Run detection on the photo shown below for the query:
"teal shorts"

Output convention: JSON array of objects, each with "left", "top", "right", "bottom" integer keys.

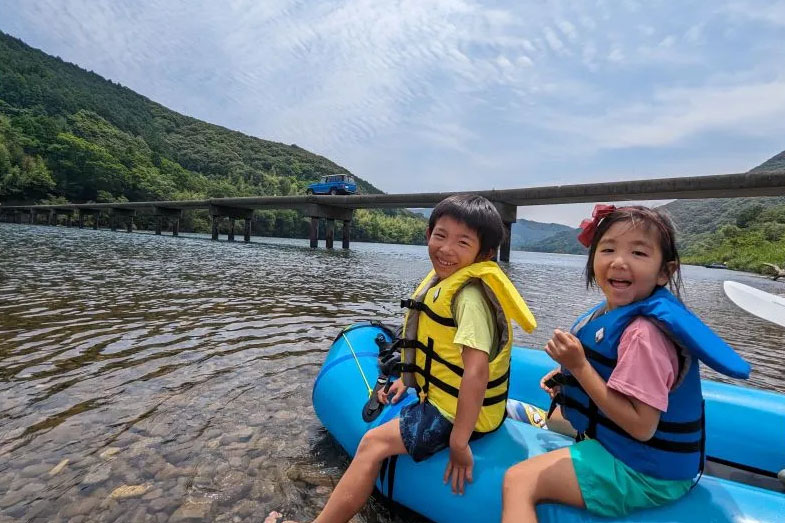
[{"left": 570, "top": 439, "right": 693, "bottom": 518}]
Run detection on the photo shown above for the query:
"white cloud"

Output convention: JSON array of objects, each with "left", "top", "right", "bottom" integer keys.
[{"left": 1, "top": 0, "right": 784, "bottom": 220}]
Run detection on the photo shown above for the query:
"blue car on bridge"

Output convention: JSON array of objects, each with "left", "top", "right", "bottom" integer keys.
[{"left": 306, "top": 174, "right": 357, "bottom": 195}]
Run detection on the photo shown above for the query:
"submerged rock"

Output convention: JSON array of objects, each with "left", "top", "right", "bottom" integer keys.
[
  {"left": 109, "top": 483, "right": 150, "bottom": 499},
  {"left": 170, "top": 497, "right": 214, "bottom": 521},
  {"left": 285, "top": 463, "right": 337, "bottom": 487},
  {"left": 48, "top": 458, "right": 70, "bottom": 476}
]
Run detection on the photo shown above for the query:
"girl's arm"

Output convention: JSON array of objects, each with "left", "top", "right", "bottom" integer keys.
[{"left": 547, "top": 329, "right": 660, "bottom": 441}]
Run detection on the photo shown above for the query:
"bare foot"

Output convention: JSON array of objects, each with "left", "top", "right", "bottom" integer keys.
[{"left": 264, "top": 511, "right": 282, "bottom": 523}]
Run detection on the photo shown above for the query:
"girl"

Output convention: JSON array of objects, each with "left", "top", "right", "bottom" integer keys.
[{"left": 502, "top": 205, "right": 750, "bottom": 521}]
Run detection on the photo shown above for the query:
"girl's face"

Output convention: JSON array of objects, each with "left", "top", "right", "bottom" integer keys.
[{"left": 593, "top": 220, "right": 671, "bottom": 310}]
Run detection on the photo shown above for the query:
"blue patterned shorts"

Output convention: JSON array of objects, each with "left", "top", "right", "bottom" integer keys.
[{"left": 399, "top": 400, "right": 453, "bottom": 462}]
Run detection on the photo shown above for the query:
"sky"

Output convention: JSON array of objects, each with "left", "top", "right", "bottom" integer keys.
[{"left": 2, "top": 0, "right": 785, "bottom": 225}]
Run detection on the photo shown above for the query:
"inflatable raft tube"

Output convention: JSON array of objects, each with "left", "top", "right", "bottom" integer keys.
[{"left": 313, "top": 323, "right": 785, "bottom": 523}]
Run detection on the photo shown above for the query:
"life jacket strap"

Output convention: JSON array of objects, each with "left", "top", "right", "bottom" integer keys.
[
  {"left": 400, "top": 299, "right": 457, "bottom": 327},
  {"left": 559, "top": 393, "right": 704, "bottom": 452}
]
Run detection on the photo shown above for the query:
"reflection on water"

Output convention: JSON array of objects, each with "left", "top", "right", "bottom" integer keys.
[{"left": 0, "top": 224, "right": 782, "bottom": 521}]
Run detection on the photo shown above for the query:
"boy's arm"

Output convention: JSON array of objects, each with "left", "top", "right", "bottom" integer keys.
[
  {"left": 443, "top": 346, "right": 488, "bottom": 495},
  {"left": 450, "top": 346, "right": 489, "bottom": 445}
]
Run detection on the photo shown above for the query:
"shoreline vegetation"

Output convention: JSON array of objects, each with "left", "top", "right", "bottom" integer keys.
[{"left": 1, "top": 31, "right": 784, "bottom": 276}]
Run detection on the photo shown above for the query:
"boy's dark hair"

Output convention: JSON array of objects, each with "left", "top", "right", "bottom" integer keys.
[
  {"left": 428, "top": 194, "right": 505, "bottom": 257},
  {"left": 585, "top": 206, "right": 684, "bottom": 298}
]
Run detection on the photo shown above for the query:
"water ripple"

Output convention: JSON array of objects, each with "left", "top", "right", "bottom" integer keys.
[{"left": 0, "top": 223, "right": 782, "bottom": 521}]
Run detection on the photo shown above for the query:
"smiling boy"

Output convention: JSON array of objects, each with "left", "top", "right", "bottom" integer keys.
[{"left": 315, "top": 194, "right": 536, "bottom": 523}]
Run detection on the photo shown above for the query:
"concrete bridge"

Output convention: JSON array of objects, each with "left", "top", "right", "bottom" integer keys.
[{"left": 2, "top": 170, "right": 784, "bottom": 262}]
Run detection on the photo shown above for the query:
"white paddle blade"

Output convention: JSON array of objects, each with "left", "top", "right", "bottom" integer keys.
[{"left": 723, "top": 281, "right": 785, "bottom": 328}]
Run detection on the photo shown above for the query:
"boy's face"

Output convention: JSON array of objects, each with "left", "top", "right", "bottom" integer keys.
[{"left": 426, "top": 215, "right": 486, "bottom": 280}]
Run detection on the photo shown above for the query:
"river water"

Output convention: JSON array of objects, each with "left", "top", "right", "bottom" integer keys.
[{"left": 1, "top": 223, "right": 783, "bottom": 522}]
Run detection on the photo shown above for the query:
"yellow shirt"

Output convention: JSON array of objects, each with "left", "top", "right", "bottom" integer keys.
[
  {"left": 452, "top": 281, "right": 499, "bottom": 360},
  {"left": 435, "top": 281, "right": 499, "bottom": 422}
]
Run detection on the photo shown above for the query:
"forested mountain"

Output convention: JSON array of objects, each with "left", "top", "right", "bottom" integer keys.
[
  {"left": 510, "top": 219, "right": 583, "bottom": 253},
  {"left": 665, "top": 151, "right": 785, "bottom": 273},
  {"left": 0, "top": 31, "right": 425, "bottom": 243}
]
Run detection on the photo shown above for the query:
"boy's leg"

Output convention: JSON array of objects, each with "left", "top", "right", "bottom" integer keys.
[
  {"left": 501, "top": 447, "right": 584, "bottom": 523},
  {"left": 315, "top": 418, "right": 407, "bottom": 523}
]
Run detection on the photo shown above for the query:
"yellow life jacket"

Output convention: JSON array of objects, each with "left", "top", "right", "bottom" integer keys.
[{"left": 400, "top": 261, "right": 536, "bottom": 433}]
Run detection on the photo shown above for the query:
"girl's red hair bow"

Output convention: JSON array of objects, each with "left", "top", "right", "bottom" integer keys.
[{"left": 577, "top": 204, "right": 616, "bottom": 247}]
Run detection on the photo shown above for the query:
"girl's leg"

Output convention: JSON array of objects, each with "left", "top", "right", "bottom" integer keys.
[
  {"left": 502, "top": 447, "right": 584, "bottom": 523},
  {"left": 546, "top": 406, "right": 577, "bottom": 438},
  {"left": 315, "top": 418, "right": 407, "bottom": 523}
]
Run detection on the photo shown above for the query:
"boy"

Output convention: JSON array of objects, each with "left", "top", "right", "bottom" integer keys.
[{"left": 315, "top": 194, "right": 536, "bottom": 523}]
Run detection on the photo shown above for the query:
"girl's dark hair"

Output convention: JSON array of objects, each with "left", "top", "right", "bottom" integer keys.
[
  {"left": 585, "top": 206, "right": 684, "bottom": 298},
  {"left": 429, "top": 194, "right": 505, "bottom": 257}
]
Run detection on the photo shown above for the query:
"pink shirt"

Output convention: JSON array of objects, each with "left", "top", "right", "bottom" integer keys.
[{"left": 606, "top": 317, "right": 680, "bottom": 412}]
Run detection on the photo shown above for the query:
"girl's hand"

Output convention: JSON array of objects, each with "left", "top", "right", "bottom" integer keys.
[
  {"left": 378, "top": 379, "right": 407, "bottom": 405},
  {"left": 540, "top": 367, "right": 562, "bottom": 398},
  {"left": 545, "top": 329, "right": 588, "bottom": 373}
]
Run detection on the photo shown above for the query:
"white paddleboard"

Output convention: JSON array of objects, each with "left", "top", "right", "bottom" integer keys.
[{"left": 723, "top": 281, "right": 785, "bottom": 328}]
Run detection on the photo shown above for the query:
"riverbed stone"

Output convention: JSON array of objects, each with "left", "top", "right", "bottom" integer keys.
[
  {"left": 60, "top": 495, "right": 101, "bottom": 518},
  {"left": 20, "top": 462, "right": 52, "bottom": 477},
  {"left": 0, "top": 481, "right": 45, "bottom": 508},
  {"left": 223, "top": 428, "right": 253, "bottom": 444},
  {"left": 81, "top": 465, "right": 112, "bottom": 485},
  {"left": 99, "top": 447, "right": 121, "bottom": 459},
  {"left": 211, "top": 469, "right": 251, "bottom": 505},
  {"left": 285, "top": 463, "right": 336, "bottom": 487},
  {"left": 169, "top": 497, "right": 214, "bottom": 521},
  {"left": 49, "top": 458, "right": 70, "bottom": 476},
  {"left": 149, "top": 494, "right": 177, "bottom": 513},
  {"left": 232, "top": 499, "right": 259, "bottom": 518},
  {"left": 109, "top": 483, "right": 151, "bottom": 499}
]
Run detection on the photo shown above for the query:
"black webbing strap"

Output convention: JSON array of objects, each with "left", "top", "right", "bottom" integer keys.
[
  {"left": 558, "top": 394, "right": 703, "bottom": 453},
  {"left": 583, "top": 346, "right": 617, "bottom": 368},
  {"left": 553, "top": 374, "right": 703, "bottom": 434},
  {"left": 421, "top": 338, "right": 434, "bottom": 400},
  {"left": 400, "top": 299, "right": 457, "bottom": 327},
  {"left": 691, "top": 400, "right": 707, "bottom": 489},
  {"left": 387, "top": 455, "right": 398, "bottom": 501}
]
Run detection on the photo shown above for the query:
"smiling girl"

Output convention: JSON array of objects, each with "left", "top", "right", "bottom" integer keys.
[{"left": 501, "top": 205, "right": 750, "bottom": 521}]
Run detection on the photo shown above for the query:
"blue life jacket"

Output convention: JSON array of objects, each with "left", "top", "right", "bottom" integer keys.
[{"left": 558, "top": 287, "right": 750, "bottom": 480}]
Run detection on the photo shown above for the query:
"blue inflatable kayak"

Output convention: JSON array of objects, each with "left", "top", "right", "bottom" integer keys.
[{"left": 313, "top": 323, "right": 785, "bottom": 522}]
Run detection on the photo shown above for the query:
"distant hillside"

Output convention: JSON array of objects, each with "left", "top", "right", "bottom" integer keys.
[
  {"left": 661, "top": 151, "right": 785, "bottom": 246},
  {"left": 511, "top": 219, "right": 584, "bottom": 253},
  {"left": 668, "top": 150, "right": 785, "bottom": 273},
  {"left": 521, "top": 228, "right": 586, "bottom": 254},
  {"left": 0, "top": 31, "right": 426, "bottom": 243}
]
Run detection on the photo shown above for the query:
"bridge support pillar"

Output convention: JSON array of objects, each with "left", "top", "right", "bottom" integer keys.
[
  {"left": 305, "top": 204, "right": 354, "bottom": 250},
  {"left": 310, "top": 217, "right": 319, "bottom": 248},
  {"left": 153, "top": 207, "right": 183, "bottom": 237},
  {"left": 209, "top": 205, "right": 253, "bottom": 242},
  {"left": 212, "top": 216, "right": 219, "bottom": 240},
  {"left": 342, "top": 220, "right": 351, "bottom": 249},
  {"left": 110, "top": 208, "right": 135, "bottom": 233},
  {"left": 78, "top": 208, "right": 102, "bottom": 230},
  {"left": 325, "top": 219, "right": 335, "bottom": 249},
  {"left": 491, "top": 201, "right": 517, "bottom": 263},
  {"left": 244, "top": 218, "right": 251, "bottom": 243}
]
